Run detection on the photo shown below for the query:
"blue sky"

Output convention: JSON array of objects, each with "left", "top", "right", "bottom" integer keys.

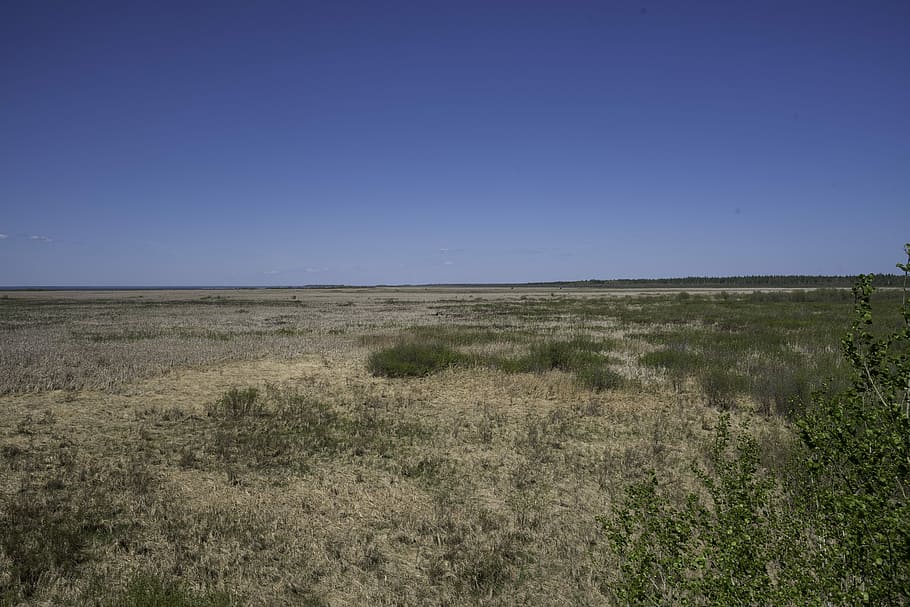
[{"left": 2, "top": 1, "right": 908, "bottom": 286}]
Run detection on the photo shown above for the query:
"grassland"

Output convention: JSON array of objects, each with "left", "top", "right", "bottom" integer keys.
[{"left": 0, "top": 286, "right": 903, "bottom": 605}]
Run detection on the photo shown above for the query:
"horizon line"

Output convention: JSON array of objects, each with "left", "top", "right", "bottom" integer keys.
[{"left": 0, "top": 273, "right": 902, "bottom": 292}]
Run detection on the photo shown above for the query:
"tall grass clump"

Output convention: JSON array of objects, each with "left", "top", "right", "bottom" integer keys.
[
  {"left": 494, "top": 336, "right": 622, "bottom": 391},
  {"left": 518, "top": 339, "right": 602, "bottom": 373},
  {"left": 749, "top": 361, "right": 812, "bottom": 417},
  {"left": 639, "top": 348, "right": 699, "bottom": 375},
  {"left": 206, "top": 387, "right": 262, "bottom": 418},
  {"left": 207, "top": 388, "right": 344, "bottom": 470},
  {"left": 640, "top": 347, "right": 700, "bottom": 391},
  {"left": 697, "top": 366, "right": 747, "bottom": 410},
  {"left": 368, "top": 342, "right": 466, "bottom": 377},
  {"left": 576, "top": 366, "right": 624, "bottom": 391}
]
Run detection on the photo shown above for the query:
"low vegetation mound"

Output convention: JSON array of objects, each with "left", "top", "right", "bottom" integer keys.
[
  {"left": 368, "top": 334, "right": 623, "bottom": 391},
  {"left": 368, "top": 343, "right": 467, "bottom": 377},
  {"left": 496, "top": 337, "right": 622, "bottom": 391}
]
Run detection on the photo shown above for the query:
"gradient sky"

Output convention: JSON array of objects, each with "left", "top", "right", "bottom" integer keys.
[{"left": 2, "top": 1, "right": 908, "bottom": 286}]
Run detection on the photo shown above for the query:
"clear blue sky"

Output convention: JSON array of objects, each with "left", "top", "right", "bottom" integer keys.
[{"left": 2, "top": 1, "right": 908, "bottom": 286}]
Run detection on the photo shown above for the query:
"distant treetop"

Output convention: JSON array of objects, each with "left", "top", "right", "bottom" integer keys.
[{"left": 524, "top": 275, "right": 904, "bottom": 289}]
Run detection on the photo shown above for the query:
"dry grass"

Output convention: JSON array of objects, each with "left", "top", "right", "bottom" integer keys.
[{"left": 0, "top": 287, "right": 813, "bottom": 605}]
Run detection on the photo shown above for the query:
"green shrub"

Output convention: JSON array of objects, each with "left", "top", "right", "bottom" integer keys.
[
  {"left": 368, "top": 343, "right": 465, "bottom": 377},
  {"left": 601, "top": 415, "right": 791, "bottom": 605},
  {"left": 367, "top": 333, "right": 618, "bottom": 391},
  {"left": 524, "top": 341, "right": 589, "bottom": 372},
  {"left": 793, "top": 266, "right": 910, "bottom": 604},
  {"left": 600, "top": 245, "right": 910, "bottom": 606}
]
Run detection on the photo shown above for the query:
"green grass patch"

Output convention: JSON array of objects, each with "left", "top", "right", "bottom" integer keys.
[
  {"left": 206, "top": 387, "right": 435, "bottom": 471},
  {"left": 516, "top": 337, "right": 615, "bottom": 372},
  {"left": 697, "top": 367, "right": 748, "bottom": 409},
  {"left": 368, "top": 343, "right": 468, "bottom": 377},
  {"left": 747, "top": 361, "right": 812, "bottom": 416},
  {"left": 0, "top": 480, "right": 115, "bottom": 600},
  {"left": 576, "top": 365, "right": 625, "bottom": 391},
  {"left": 489, "top": 337, "right": 622, "bottom": 391},
  {"left": 367, "top": 333, "right": 622, "bottom": 390},
  {"left": 639, "top": 348, "right": 701, "bottom": 374},
  {"left": 113, "top": 573, "right": 233, "bottom": 607}
]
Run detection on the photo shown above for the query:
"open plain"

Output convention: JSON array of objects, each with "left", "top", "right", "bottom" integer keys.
[{"left": 0, "top": 286, "right": 901, "bottom": 605}]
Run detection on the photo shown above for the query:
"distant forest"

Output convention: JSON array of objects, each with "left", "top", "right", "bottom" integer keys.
[
  {"left": 330, "top": 274, "right": 907, "bottom": 289},
  {"left": 523, "top": 274, "right": 905, "bottom": 289}
]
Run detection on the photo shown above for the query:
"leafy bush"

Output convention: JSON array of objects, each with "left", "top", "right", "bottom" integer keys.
[
  {"left": 368, "top": 343, "right": 466, "bottom": 377},
  {"left": 601, "top": 415, "right": 793, "bottom": 605},
  {"left": 368, "top": 333, "right": 621, "bottom": 391},
  {"left": 793, "top": 265, "right": 910, "bottom": 604},
  {"left": 601, "top": 244, "right": 910, "bottom": 606}
]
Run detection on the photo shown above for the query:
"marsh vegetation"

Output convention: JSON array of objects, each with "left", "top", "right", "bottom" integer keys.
[{"left": 0, "top": 279, "right": 907, "bottom": 605}]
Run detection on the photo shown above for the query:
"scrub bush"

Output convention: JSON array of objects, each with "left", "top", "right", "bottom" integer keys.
[{"left": 601, "top": 244, "right": 910, "bottom": 606}]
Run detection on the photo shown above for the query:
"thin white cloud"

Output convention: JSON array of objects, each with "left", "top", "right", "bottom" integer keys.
[
  {"left": 438, "top": 247, "right": 465, "bottom": 254},
  {"left": 264, "top": 270, "right": 280, "bottom": 275},
  {"left": 305, "top": 267, "right": 328, "bottom": 273},
  {"left": 0, "top": 234, "right": 7, "bottom": 239},
  {"left": 443, "top": 260, "right": 454, "bottom": 266},
  {"left": 29, "top": 235, "right": 52, "bottom": 242}
]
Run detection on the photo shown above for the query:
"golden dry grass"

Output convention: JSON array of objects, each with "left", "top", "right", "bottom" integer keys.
[{"left": 0, "top": 288, "right": 791, "bottom": 605}]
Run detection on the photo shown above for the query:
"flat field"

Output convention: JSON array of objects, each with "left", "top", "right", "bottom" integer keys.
[{"left": 0, "top": 286, "right": 900, "bottom": 605}]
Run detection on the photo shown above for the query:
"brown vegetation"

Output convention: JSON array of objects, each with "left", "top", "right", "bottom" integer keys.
[{"left": 0, "top": 286, "right": 866, "bottom": 605}]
